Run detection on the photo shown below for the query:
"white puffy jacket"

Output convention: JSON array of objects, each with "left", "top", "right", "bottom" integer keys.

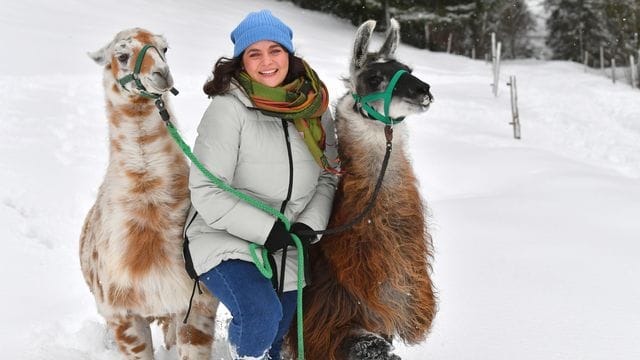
[{"left": 184, "top": 83, "right": 338, "bottom": 292}]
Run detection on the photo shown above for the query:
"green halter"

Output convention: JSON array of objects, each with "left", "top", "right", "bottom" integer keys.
[
  {"left": 352, "top": 69, "right": 408, "bottom": 125},
  {"left": 117, "top": 44, "right": 178, "bottom": 99}
]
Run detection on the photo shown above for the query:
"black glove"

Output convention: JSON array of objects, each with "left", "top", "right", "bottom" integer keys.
[
  {"left": 290, "top": 222, "right": 316, "bottom": 246},
  {"left": 264, "top": 220, "right": 293, "bottom": 253}
]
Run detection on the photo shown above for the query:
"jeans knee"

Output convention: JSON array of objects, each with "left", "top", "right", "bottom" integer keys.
[
  {"left": 246, "top": 298, "right": 283, "bottom": 338},
  {"left": 234, "top": 295, "right": 283, "bottom": 355}
]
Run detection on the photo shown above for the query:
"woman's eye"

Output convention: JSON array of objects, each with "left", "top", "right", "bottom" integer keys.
[
  {"left": 117, "top": 54, "right": 129, "bottom": 63},
  {"left": 271, "top": 49, "right": 282, "bottom": 55}
]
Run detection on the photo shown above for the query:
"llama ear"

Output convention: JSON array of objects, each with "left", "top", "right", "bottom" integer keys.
[
  {"left": 378, "top": 18, "right": 400, "bottom": 58},
  {"left": 352, "top": 20, "right": 376, "bottom": 70},
  {"left": 88, "top": 44, "right": 111, "bottom": 66}
]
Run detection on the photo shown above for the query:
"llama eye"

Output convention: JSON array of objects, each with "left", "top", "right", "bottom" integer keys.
[
  {"left": 162, "top": 48, "right": 168, "bottom": 54},
  {"left": 117, "top": 54, "right": 129, "bottom": 63}
]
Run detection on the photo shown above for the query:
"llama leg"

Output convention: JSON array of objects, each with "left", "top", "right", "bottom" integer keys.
[
  {"left": 157, "top": 316, "right": 177, "bottom": 350},
  {"left": 107, "top": 314, "right": 154, "bottom": 360},
  {"left": 342, "top": 331, "right": 401, "bottom": 360},
  {"left": 176, "top": 293, "right": 218, "bottom": 360}
]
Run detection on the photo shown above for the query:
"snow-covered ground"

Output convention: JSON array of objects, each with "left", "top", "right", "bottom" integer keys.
[{"left": 1, "top": 0, "right": 639, "bottom": 359}]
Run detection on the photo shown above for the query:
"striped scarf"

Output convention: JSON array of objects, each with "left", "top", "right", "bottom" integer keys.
[{"left": 237, "top": 61, "right": 338, "bottom": 172}]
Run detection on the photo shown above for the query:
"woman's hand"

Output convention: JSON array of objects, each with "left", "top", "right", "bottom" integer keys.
[{"left": 290, "top": 222, "right": 316, "bottom": 245}]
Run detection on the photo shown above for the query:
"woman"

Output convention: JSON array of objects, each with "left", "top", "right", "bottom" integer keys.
[{"left": 183, "top": 9, "right": 339, "bottom": 360}]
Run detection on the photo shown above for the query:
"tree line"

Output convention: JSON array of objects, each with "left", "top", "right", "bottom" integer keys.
[{"left": 285, "top": 0, "right": 640, "bottom": 65}]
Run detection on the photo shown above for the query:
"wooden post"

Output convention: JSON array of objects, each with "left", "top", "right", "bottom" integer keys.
[
  {"left": 491, "top": 33, "right": 502, "bottom": 96},
  {"left": 612, "top": 58, "right": 617, "bottom": 84},
  {"left": 638, "top": 49, "right": 640, "bottom": 87},
  {"left": 584, "top": 51, "right": 589, "bottom": 72},
  {"left": 472, "top": 46, "right": 476, "bottom": 60},
  {"left": 383, "top": 0, "right": 390, "bottom": 30},
  {"left": 631, "top": 55, "right": 638, "bottom": 88},
  {"left": 507, "top": 75, "right": 521, "bottom": 140},
  {"left": 491, "top": 33, "right": 496, "bottom": 94},
  {"left": 494, "top": 42, "right": 502, "bottom": 97},
  {"left": 447, "top": 33, "right": 453, "bottom": 54},
  {"left": 600, "top": 46, "right": 605, "bottom": 72},
  {"left": 424, "top": 23, "right": 430, "bottom": 49}
]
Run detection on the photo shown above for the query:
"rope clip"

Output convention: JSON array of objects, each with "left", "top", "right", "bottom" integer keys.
[{"left": 154, "top": 99, "right": 171, "bottom": 123}]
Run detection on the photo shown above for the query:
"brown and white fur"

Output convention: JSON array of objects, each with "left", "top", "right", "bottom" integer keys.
[
  {"left": 288, "top": 20, "right": 437, "bottom": 360},
  {"left": 80, "top": 28, "right": 218, "bottom": 360}
]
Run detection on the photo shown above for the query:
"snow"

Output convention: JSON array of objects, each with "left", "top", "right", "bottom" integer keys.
[{"left": 1, "top": 0, "right": 639, "bottom": 359}]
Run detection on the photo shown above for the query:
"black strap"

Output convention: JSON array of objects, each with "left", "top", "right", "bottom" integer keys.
[
  {"left": 183, "top": 279, "right": 202, "bottom": 324},
  {"left": 298, "top": 126, "right": 394, "bottom": 237},
  {"left": 182, "top": 211, "right": 200, "bottom": 280},
  {"left": 267, "top": 253, "right": 278, "bottom": 290},
  {"left": 182, "top": 210, "right": 201, "bottom": 323},
  {"left": 278, "top": 247, "right": 288, "bottom": 297}
]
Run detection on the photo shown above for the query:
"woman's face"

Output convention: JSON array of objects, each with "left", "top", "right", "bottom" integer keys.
[{"left": 242, "top": 40, "right": 289, "bottom": 87}]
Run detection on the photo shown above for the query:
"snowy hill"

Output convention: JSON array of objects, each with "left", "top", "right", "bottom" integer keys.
[{"left": 1, "top": 0, "right": 639, "bottom": 359}]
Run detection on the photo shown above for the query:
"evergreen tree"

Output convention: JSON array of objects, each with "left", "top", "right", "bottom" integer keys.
[
  {"left": 545, "top": 0, "right": 611, "bottom": 63},
  {"left": 288, "top": 0, "right": 535, "bottom": 58},
  {"left": 497, "top": 0, "right": 537, "bottom": 58},
  {"left": 602, "top": 0, "right": 640, "bottom": 61}
]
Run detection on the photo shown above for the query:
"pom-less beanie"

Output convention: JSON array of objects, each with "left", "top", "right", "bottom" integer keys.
[{"left": 230, "top": 9, "right": 294, "bottom": 57}]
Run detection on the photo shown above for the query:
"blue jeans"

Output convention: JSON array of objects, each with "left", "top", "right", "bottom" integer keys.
[{"left": 201, "top": 260, "right": 297, "bottom": 360}]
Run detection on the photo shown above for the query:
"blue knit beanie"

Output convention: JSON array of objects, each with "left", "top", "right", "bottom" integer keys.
[{"left": 230, "top": 10, "right": 294, "bottom": 57}]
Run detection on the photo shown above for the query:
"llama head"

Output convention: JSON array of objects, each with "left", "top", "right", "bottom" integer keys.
[
  {"left": 89, "top": 28, "right": 174, "bottom": 97},
  {"left": 349, "top": 19, "right": 433, "bottom": 123}
]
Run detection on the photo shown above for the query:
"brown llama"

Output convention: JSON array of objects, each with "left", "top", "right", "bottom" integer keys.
[
  {"left": 80, "top": 28, "right": 218, "bottom": 360},
  {"left": 288, "top": 19, "right": 437, "bottom": 360}
]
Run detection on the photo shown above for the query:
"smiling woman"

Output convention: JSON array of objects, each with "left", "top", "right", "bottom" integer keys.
[{"left": 184, "top": 9, "right": 339, "bottom": 360}]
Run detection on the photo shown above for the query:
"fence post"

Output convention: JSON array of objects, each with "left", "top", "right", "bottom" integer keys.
[
  {"left": 631, "top": 55, "right": 638, "bottom": 88},
  {"left": 491, "top": 33, "right": 496, "bottom": 94},
  {"left": 584, "top": 51, "right": 589, "bottom": 72},
  {"left": 491, "top": 33, "right": 501, "bottom": 97},
  {"left": 507, "top": 75, "right": 521, "bottom": 140},
  {"left": 600, "top": 46, "right": 604, "bottom": 72},
  {"left": 612, "top": 58, "right": 617, "bottom": 84},
  {"left": 447, "top": 33, "right": 453, "bottom": 54},
  {"left": 495, "top": 42, "right": 502, "bottom": 97},
  {"left": 472, "top": 46, "right": 476, "bottom": 60},
  {"left": 424, "top": 23, "right": 430, "bottom": 49},
  {"left": 637, "top": 49, "right": 640, "bottom": 87}
]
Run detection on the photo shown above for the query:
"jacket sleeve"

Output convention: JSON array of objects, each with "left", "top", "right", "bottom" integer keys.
[
  {"left": 294, "top": 110, "right": 339, "bottom": 243},
  {"left": 189, "top": 96, "right": 275, "bottom": 245}
]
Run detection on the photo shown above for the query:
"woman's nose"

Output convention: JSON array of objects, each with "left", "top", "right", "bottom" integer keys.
[{"left": 263, "top": 55, "right": 275, "bottom": 65}]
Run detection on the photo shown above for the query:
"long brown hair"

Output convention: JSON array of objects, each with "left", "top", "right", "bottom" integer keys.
[{"left": 203, "top": 51, "right": 308, "bottom": 97}]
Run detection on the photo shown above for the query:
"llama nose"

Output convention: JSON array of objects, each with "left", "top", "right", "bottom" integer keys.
[
  {"left": 417, "top": 82, "right": 430, "bottom": 96},
  {"left": 418, "top": 83, "right": 434, "bottom": 103},
  {"left": 150, "top": 70, "right": 174, "bottom": 91}
]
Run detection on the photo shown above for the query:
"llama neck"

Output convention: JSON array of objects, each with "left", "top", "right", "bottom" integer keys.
[
  {"left": 104, "top": 81, "right": 184, "bottom": 178},
  {"left": 336, "top": 94, "right": 411, "bottom": 183}
]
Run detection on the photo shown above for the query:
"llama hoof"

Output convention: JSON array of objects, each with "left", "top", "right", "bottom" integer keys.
[{"left": 344, "top": 333, "right": 401, "bottom": 360}]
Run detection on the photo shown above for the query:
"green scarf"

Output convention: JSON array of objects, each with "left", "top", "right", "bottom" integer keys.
[{"left": 237, "top": 61, "right": 338, "bottom": 173}]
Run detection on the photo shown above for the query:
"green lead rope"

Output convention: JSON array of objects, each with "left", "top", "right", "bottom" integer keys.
[{"left": 165, "top": 121, "right": 306, "bottom": 360}]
